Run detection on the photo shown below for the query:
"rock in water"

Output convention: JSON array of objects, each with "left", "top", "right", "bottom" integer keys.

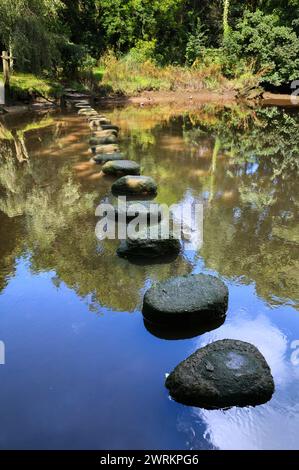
[
  {"left": 91, "top": 129, "right": 118, "bottom": 138},
  {"left": 90, "top": 135, "right": 117, "bottom": 146},
  {"left": 75, "top": 102, "right": 90, "bottom": 108},
  {"left": 101, "top": 124, "right": 120, "bottom": 132},
  {"left": 112, "top": 176, "right": 158, "bottom": 196},
  {"left": 91, "top": 144, "right": 119, "bottom": 155},
  {"left": 117, "top": 223, "right": 181, "bottom": 259},
  {"left": 142, "top": 274, "right": 228, "bottom": 324},
  {"left": 92, "top": 153, "right": 125, "bottom": 164},
  {"left": 165, "top": 339, "right": 275, "bottom": 409},
  {"left": 77, "top": 107, "right": 92, "bottom": 115},
  {"left": 102, "top": 160, "right": 140, "bottom": 176},
  {"left": 78, "top": 109, "right": 98, "bottom": 116},
  {"left": 112, "top": 199, "right": 163, "bottom": 222}
]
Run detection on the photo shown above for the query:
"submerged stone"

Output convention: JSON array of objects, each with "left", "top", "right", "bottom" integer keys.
[
  {"left": 102, "top": 160, "right": 140, "bottom": 176},
  {"left": 92, "top": 153, "right": 125, "bottom": 164},
  {"left": 165, "top": 339, "right": 275, "bottom": 409},
  {"left": 142, "top": 274, "right": 228, "bottom": 325},
  {"left": 112, "top": 175, "right": 158, "bottom": 196}
]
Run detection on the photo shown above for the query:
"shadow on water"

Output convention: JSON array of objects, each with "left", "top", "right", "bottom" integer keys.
[{"left": 143, "top": 316, "right": 226, "bottom": 341}]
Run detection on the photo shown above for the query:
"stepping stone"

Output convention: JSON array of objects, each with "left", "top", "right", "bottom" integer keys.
[
  {"left": 75, "top": 102, "right": 90, "bottom": 108},
  {"left": 90, "top": 144, "right": 119, "bottom": 155},
  {"left": 112, "top": 176, "right": 158, "bottom": 196},
  {"left": 79, "top": 109, "right": 98, "bottom": 116},
  {"left": 92, "top": 153, "right": 125, "bottom": 164},
  {"left": 98, "top": 118, "right": 111, "bottom": 125},
  {"left": 165, "top": 339, "right": 275, "bottom": 409},
  {"left": 101, "top": 124, "right": 120, "bottom": 132},
  {"left": 142, "top": 274, "right": 228, "bottom": 325},
  {"left": 117, "top": 223, "right": 180, "bottom": 259},
  {"left": 102, "top": 160, "right": 140, "bottom": 176},
  {"left": 89, "top": 117, "right": 111, "bottom": 125},
  {"left": 90, "top": 135, "right": 117, "bottom": 146},
  {"left": 111, "top": 199, "right": 163, "bottom": 222},
  {"left": 78, "top": 107, "right": 92, "bottom": 115},
  {"left": 87, "top": 115, "right": 106, "bottom": 121},
  {"left": 92, "top": 129, "right": 118, "bottom": 138}
]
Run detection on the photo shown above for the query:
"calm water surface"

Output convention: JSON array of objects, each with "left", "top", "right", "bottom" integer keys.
[{"left": 0, "top": 103, "right": 298, "bottom": 449}]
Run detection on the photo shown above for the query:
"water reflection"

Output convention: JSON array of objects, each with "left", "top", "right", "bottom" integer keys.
[
  {"left": 0, "top": 102, "right": 299, "bottom": 449},
  {"left": 187, "top": 311, "right": 299, "bottom": 450},
  {"left": 0, "top": 104, "right": 298, "bottom": 310}
]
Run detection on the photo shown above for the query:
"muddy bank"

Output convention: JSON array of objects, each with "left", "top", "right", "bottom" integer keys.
[
  {"left": 262, "top": 92, "right": 299, "bottom": 107},
  {"left": 97, "top": 89, "right": 299, "bottom": 109}
]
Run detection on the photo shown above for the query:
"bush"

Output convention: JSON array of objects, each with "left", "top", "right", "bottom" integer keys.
[
  {"left": 128, "top": 40, "right": 157, "bottom": 64},
  {"left": 224, "top": 10, "right": 299, "bottom": 86},
  {"left": 185, "top": 19, "right": 207, "bottom": 66}
]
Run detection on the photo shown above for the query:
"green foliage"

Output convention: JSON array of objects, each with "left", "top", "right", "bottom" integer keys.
[
  {"left": 185, "top": 19, "right": 207, "bottom": 66},
  {"left": 128, "top": 40, "right": 157, "bottom": 64},
  {"left": 1, "top": 0, "right": 299, "bottom": 88},
  {"left": 0, "top": 0, "right": 64, "bottom": 74},
  {"left": 224, "top": 10, "right": 299, "bottom": 85}
]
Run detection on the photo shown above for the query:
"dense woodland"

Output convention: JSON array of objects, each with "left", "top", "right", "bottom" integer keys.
[{"left": 1, "top": 1, "right": 299, "bottom": 93}]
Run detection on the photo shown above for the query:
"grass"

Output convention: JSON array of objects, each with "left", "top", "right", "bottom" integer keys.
[
  {"left": 0, "top": 72, "right": 63, "bottom": 99},
  {"left": 96, "top": 51, "right": 232, "bottom": 96},
  {"left": 0, "top": 72, "right": 89, "bottom": 102}
]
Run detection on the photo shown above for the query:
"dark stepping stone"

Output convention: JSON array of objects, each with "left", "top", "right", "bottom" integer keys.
[
  {"left": 112, "top": 176, "right": 158, "bottom": 196},
  {"left": 101, "top": 124, "right": 120, "bottom": 132},
  {"left": 89, "top": 117, "right": 111, "bottom": 125},
  {"left": 92, "top": 153, "right": 125, "bottom": 164},
  {"left": 102, "top": 160, "right": 140, "bottom": 176},
  {"left": 117, "top": 223, "right": 180, "bottom": 259},
  {"left": 90, "top": 135, "right": 117, "bottom": 146},
  {"left": 165, "top": 339, "right": 275, "bottom": 409},
  {"left": 112, "top": 199, "right": 163, "bottom": 222},
  {"left": 142, "top": 274, "right": 228, "bottom": 325}
]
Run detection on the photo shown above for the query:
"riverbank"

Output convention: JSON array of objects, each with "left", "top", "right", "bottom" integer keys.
[{"left": 2, "top": 71, "right": 299, "bottom": 117}]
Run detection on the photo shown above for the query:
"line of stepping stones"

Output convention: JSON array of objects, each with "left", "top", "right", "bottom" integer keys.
[{"left": 72, "top": 97, "right": 275, "bottom": 410}]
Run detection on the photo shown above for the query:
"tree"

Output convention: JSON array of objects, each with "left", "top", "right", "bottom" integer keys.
[
  {"left": 224, "top": 9, "right": 299, "bottom": 85},
  {"left": 0, "top": 0, "right": 64, "bottom": 74}
]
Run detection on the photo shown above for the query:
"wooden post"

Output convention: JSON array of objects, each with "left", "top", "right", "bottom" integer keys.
[
  {"left": 1, "top": 51, "right": 15, "bottom": 105},
  {"left": 2, "top": 51, "right": 10, "bottom": 86}
]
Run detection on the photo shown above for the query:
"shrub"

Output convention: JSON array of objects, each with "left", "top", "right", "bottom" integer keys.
[
  {"left": 224, "top": 10, "right": 299, "bottom": 86},
  {"left": 185, "top": 19, "right": 207, "bottom": 66}
]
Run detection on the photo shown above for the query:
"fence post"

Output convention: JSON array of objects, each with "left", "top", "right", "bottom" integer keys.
[{"left": 2, "top": 51, "right": 11, "bottom": 104}]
